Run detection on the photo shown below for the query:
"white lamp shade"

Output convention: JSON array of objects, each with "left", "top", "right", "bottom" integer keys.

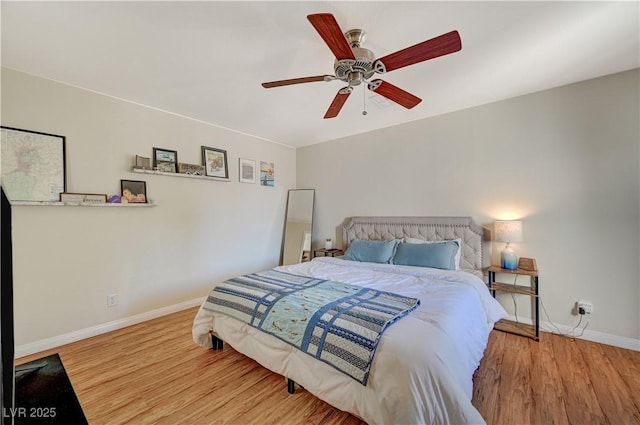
[{"left": 494, "top": 220, "right": 523, "bottom": 243}]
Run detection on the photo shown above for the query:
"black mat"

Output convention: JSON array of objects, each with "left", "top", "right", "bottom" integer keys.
[{"left": 14, "top": 353, "right": 88, "bottom": 425}]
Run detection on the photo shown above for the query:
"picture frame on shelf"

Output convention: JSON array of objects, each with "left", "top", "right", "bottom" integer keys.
[
  {"left": 1, "top": 126, "right": 66, "bottom": 201},
  {"left": 201, "top": 146, "right": 228, "bottom": 178},
  {"left": 518, "top": 257, "right": 538, "bottom": 271},
  {"left": 120, "top": 179, "right": 147, "bottom": 203},
  {"left": 239, "top": 158, "right": 256, "bottom": 184},
  {"left": 260, "top": 161, "right": 274, "bottom": 187},
  {"left": 178, "top": 163, "right": 206, "bottom": 176},
  {"left": 153, "top": 148, "right": 178, "bottom": 173},
  {"left": 59, "top": 192, "right": 107, "bottom": 204},
  {"left": 135, "top": 155, "right": 152, "bottom": 170}
]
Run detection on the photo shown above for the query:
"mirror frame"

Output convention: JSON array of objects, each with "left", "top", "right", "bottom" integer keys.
[{"left": 280, "top": 189, "right": 315, "bottom": 266}]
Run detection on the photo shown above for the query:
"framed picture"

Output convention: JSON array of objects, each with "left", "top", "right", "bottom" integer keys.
[
  {"left": 239, "top": 158, "right": 256, "bottom": 184},
  {"left": 1, "top": 126, "right": 66, "bottom": 201},
  {"left": 201, "top": 146, "right": 228, "bottom": 178},
  {"left": 153, "top": 148, "right": 178, "bottom": 173},
  {"left": 178, "top": 162, "right": 206, "bottom": 176},
  {"left": 260, "top": 161, "right": 274, "bottom": 187},
  {"left": 120, "top": 179, "right": 147, "bottom": 203},
  {"left": 135, "top": 155, "right": 152, "bottom": 170},
  {"left": 60, "top": 192, "right": 107, "bottom": 204}
]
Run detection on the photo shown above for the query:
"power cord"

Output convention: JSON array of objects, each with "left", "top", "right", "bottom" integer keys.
[
  {"left": 508, "top": 273, "right": 591, "bottom": 338},
  {"left": 539, "top": 295, "right": 591, "bottom": 338},
  {"left": 510, "top": 274, "right": 519, "bottom": 324}
]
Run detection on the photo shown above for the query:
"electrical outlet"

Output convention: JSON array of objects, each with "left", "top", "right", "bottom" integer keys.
[
  {"left": 577, "top": 299, "right": 593, "bottom": 314},
  {"left": 107, "top": 293, "right": 118, "bottom": 308}
]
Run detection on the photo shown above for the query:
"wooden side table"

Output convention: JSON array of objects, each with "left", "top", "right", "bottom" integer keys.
[
  {"left": 487, "top": 265, "right": 539, "bottom": 341},
  {"left": 313, "top": 248, "right": 344, "bottom": 258}
]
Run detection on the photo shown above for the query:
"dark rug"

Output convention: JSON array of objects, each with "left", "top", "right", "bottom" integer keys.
[{"left": 14, "top": 353, "right": 88, "bottom": 425}]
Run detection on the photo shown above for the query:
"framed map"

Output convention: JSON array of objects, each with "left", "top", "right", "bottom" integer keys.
[{"left": 1, "top": 127, "right": 66, "bottom": 201}]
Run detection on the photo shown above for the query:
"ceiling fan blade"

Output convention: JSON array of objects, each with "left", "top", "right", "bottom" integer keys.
[
  {"left": 368, "top": 79, "right": 422, "bottom": 109},
  {"left": 307, "top": 13, "right": 356, "bottom": 61},
  {"left": 324, "top": 89, "right": 351, "bottom": 119},
  {"left": 374, "top": 30, "right": 461, "bottom": 74},
  {"left": 262, "top": 75, "right": 332, "bottom": 88}
]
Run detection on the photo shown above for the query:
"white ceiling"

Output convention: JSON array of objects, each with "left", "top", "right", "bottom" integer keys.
[{"left": 2, "top": 1, "right": 638, "bottom": 148}]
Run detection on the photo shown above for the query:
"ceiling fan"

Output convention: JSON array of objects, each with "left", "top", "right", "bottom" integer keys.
[{"left": 261, "top": 13, "right": 462, "bottom": 119}]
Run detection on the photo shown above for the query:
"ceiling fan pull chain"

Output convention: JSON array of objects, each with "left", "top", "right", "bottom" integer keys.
[{"left": 362, "top": 84, "right": 368, "bottom": 116}]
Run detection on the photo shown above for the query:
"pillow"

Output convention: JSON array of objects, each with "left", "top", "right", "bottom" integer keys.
[
  {"left": 343, "top": 239, "right": 400, "bottom": 264},
  {"left": 404, "top": 237, "right": 462, "bottom": 270},
  {"left": 392, "top": 241, "right": 458, "bottom": 270}
]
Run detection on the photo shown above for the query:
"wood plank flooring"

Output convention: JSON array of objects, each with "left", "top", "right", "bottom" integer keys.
[
  {"left": 472, "top": 330, "right": 640, "bottom": 425},
  {"left": 17, "top": 307, "right": 640, "bottom": 424}
]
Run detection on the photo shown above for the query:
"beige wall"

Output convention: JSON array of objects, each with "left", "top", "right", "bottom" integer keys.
[
  {"left": 297, "top": 69, "right": 640, "bottom": 344},
  {"left": 2, "top": 68, "right": 296, "bottom": 349}
]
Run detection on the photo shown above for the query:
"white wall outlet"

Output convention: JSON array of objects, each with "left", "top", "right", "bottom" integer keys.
[
  {"left": 107, "top": 293, "right": 118, "bottom": 308},
  {"left": 577, "top": 299, "right": 593, "bottom": 314}
]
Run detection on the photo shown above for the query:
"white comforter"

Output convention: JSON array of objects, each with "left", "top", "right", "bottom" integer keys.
[{"left": 192, "top": 257, "right": 507, "bottom": 425}]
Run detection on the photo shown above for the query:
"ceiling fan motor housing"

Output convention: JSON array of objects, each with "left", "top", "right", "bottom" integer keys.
[
  {"left": 334, "top": 47, "right": 376, "bottom": 85},
  {"left": 334, "top": 29, "right": 376, "bottom": 86}
]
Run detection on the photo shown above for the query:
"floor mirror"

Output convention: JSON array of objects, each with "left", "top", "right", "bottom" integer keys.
[{"left": 280, "top": 189, "right": 315, "bottom": 266}]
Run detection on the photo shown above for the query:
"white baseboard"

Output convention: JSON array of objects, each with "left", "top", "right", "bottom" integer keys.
[
  {"left": 504, "top": 314, "right": 640, "bottom": 351},
  {"left": 15, "top": 297, "right": 204, "bottom": 358}
]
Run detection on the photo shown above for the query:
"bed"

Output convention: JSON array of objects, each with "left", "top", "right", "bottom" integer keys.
[{"left": 192, "top": 216, "right": 507, "bottom": 424}]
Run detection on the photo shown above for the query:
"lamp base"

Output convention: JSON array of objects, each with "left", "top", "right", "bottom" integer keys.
[{"left": 501, "top": 244, "right": 518, "bottom": 270}]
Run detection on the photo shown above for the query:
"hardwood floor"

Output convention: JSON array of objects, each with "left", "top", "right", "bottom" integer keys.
[
  {"left": 17, "top": 307, "right": 640, "bottom": 424},
  {"left": 472, "top": 330, "right": 640, "bottom": 425}
]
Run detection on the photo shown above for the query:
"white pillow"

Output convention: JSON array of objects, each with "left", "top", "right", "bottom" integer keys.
[{"left": 404, "top": 237, "right": 462, "bottom": 270}]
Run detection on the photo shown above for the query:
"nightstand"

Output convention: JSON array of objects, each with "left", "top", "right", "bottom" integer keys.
[
  {"left": 313, "top": 248, "right": 344, "bottom": 258},
  {"left": 487, "top": 265, "right": 539, "bottom": 341}
]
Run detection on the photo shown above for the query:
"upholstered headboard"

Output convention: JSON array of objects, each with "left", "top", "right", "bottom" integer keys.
[{"left": 341, "top": 216, "right": 488, "bottom": 278}]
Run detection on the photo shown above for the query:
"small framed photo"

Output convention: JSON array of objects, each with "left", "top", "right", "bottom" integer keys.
[
  {"left": 120, "top": 179, "right": 147, "bottom": 203},
  {"left": 153, "top": 148, "right": 178, "bottom": 173},
  {"left": 60, "top": 192, "right": 107, "bottom": 204},
  {"left": 178, "top": 163, "right": 206, "bottom": 176},
  {"left": 201, "top": 146, "right": 228, "bottom": 178},
  {"left": 239, "top": 158, "right": 256, "bottom": 184},
  {"left": 260, "top": 161, "right": 274, "bottom": 187},
  {"left": 134, "top": 155, "right": 152, "bottom": 170}
]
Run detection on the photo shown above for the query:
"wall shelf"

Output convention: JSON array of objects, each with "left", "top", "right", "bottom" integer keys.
[
  {"left": 11, "top": 201, "right": 156, "bottom": 207},
  {"left": 131, "top": 167, "right": 230, "bottom": 182}
]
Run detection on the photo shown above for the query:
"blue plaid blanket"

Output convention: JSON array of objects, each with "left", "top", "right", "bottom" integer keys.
[{"left": 203, "top": 269, "right": 420, "bottom": 385}]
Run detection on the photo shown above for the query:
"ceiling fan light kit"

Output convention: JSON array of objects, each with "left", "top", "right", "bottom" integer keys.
[{"left": 262, "top": 13, "right": 462, "bottom": 119}]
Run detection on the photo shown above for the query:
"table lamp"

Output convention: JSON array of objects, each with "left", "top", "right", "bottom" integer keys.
[{"left": 494, "top": 220, "right": 523, "bottom": 270}]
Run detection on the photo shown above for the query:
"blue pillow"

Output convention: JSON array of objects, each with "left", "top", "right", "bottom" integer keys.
[
  {"left": 392, "top": 241, "right": 458, "bottom": 270},
  {"left": 344, "top": 239, "right": 400, "bottom": 264}
]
